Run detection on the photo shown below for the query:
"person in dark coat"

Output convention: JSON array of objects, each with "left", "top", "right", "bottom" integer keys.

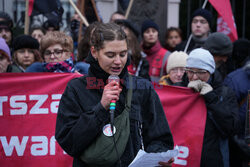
[
  {"left": 175, "top": 8, "right": 212, "bottom": 53},
  {"left": 224, "top": 60, "right": 250, "bottom": 167},
  {"left": 176, "top": 48, "right": 240, "bottom": 167},
  {"left": 55, "top": 23, "right": 174, "bottom": 167}
]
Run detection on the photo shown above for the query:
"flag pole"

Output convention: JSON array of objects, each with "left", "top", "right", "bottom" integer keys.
[
  {"left": 125, "top": 0, "right": 134, "bottom": 19},
  {"left": 77, "top": 0, "right": 85, "bottom": 44},
  {"left": 24, "top": 0, "right": 30, "bottom": 35},
  {"left": 69, "top": 0, "right": 89, "bottom": 27},
  {"left": 90, "top": 0, "right": 101, "bottom": 22},
  {"left": 184, "top": 0, "right": 208, "bottom": 53}
]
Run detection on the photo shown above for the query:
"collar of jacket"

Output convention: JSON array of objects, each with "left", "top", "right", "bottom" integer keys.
[
  {"left": 142, "top": 40, "right": 162, "bottom": 56},
  {"left": 85, "top": 52, "right": 129, "bottom": 87}
]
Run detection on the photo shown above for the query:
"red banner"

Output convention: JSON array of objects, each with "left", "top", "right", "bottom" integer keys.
[
  {"left": 1, "top": 73, "right": 207, "bottom": 166},
  {"left": 209, "top": 0, "right": 238, "bottom": 41},
  {"left": 156, "top": 85, "right": 207, "bottom": 167},
  {"left": 0, "top": 73, "right": 82, "bottom": 167}
]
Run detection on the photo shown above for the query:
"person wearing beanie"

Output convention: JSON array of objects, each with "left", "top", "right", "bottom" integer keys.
[
  {"left": 176, "top": 8, "right": 212, "bottom": 53},
  {"left": 0, "top": 11, "right": 13, "bottom": 47},
  {"left": 159, "top": 51, "right": 187, "bottom": 85},
  {"left": 203, "top": 32, "right": 233, "bottom": 79},
  {"left": 9, "top": 35, "right": 42, "bottom": 72},
  {"left": 141, "top": 19, "right": 171, "bottom": 82},
  {"left": 26, "top": 31, "right": 89, "bottom": 74},
  {"left": 175, "top": 48, "right": 240, "bottom": 167},
  {"left": 0, "top": 37, "right": 12, "bottom": 72}
]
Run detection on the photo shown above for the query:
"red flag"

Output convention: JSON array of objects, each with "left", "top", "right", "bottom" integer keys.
[
  {"left": 28, "top": 0, "right": 61, "bottom": 16},
  {"left": 156, "top": 85, "right": 207, "bottom": 167},
  {"left": 209, "top": 0, "right": 238, "bottom": 41}
]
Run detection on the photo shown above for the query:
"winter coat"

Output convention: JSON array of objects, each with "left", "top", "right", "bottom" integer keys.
[
  {"left": 223, "top": 61, "right": 250, "bottom": 167},
  {"left": 175, "top": 71, "right": 240, "bottom": 167},
  {"left": 142, "top": 40, "right": 170, "bottom": 81},
  {"left": 25, "top": 61, "right": 89, "bottom": 74},
  {"left": 224, "top": 61, "right": 250, "bottom": 137},
  {"left": 55, "top": 54, "right": 174, "bottom": 167},
  {"left": 175, "top": 36, "right": 207, "bottom": 53},
  {"left": 127, "top": 56, "right": 150, "bottom": 80}
]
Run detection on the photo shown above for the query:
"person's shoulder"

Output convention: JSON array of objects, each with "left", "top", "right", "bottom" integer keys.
[
  {"left": 225, "top": 68, "right": 245, "bottom": 82},
  {"left": 175, "top": 40, "right": 188, "bottom": 51},
  {"left": 129, "top": 75, "right": 153, "bottom": 90},
  {"left": 25, "top": 62, "right": 44, "bottom": 72},
  {"left": 75, "top": 61, "right": 90, "bottom": 74}
]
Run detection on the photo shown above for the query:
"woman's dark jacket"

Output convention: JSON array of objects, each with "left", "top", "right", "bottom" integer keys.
[
  {"left": 55, "top": 55, "right": 174, "bottom": 167},
  {"left": 175, "top": 71, "right": 240, "bottom": 167}
]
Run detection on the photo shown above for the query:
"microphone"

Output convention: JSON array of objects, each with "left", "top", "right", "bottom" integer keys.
[{"left": 108, "top": 75, "right": 120, "bottom": 134}]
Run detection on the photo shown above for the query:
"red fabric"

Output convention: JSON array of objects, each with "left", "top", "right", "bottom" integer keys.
[
  {"left": 156, "top": 85, "right": 207, "bottom": 167},
  {"left": 209, "top": 0, "right": 238, "bottom": 41},
  {"left": 28, "top": 0, "right": 34, "bottom": 16},
  {"left": 143, "top": 41, "right": 167, "bottom": 77},
  {"left": 0, "top": 73, "right": 82, "bottom": 167},
  {"left": 127, "top": 63, "right": 137, "bottom": 75},
  {"left": 0, "top": 73, "right": 207, "bottom": 166}
]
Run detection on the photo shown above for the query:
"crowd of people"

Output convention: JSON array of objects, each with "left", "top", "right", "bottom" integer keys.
[{"left": 0, "top": 6, "right": 250, "bottom": 167}]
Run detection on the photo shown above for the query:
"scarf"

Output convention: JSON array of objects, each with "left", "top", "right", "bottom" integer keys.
[{"left": 43, "top": 57, "right": 75, "bottom": 73}]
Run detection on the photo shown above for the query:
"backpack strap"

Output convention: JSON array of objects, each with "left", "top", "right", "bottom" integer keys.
[{"left": 160, "top": 51, "right": 171, "bottom": 77}]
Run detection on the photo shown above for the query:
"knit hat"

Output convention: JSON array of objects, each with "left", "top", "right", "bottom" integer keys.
[
  {"left": 232, "top": 39, "right": 250, "bottom": 66},
  {"left": 186, "top": 48, "right": 215, "bottom": 74},
  {"left": 115, "top": 19, "right": 140, "bottom": 38},
  {"left": 191, "top": 8, "right": 212, "bottom": 28},
  {"left": 204, "top": 32, "right": 233, "bottom": 56},
  {"left": 141, "top": 19, "right": 159, "bottom": 36},
  {"left": 13, "top": 35, "right": 39, "bottom": 52},
  {"left": 0, "top": 37, "right": 11, "bottom": 61},
  {"left": 0, "top": 11, "right": 13, "bottom": 29},
  {"left": 167, "top": 51, "right": 188, "bottom": 73}
]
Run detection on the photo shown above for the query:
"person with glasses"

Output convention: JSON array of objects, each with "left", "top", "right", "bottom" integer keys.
[
  {"left": 176, "top": 8, "right": 212, "bottom": 53},
  {"left": 26, "top": 31, "right": 89, "bottom": 74},
  {"left": 175, "top": 48, "right": 240, "bottom": 167},
  {"left": 159, "top": 51, "right": 187, "bottom": 85}
]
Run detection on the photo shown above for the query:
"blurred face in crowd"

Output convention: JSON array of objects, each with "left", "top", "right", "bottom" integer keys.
[
  {"left": 143, "top": 28, "right": 158, "bottom": 47},
  {"left": 43, "top": 44, "right": 71, "bottom": 63},
  {"left": 213, "top": 55, "right": 228, "bottom": 68},
  {"left": 191, "top": 16, "right": 210, "bottom": 38},
  {"left": 0, "top": 51, "right": 10, "bottom": 73},
  {"left": 110, "top": 13, "right": 125, "bottom": 22},
  {"left": 91, "top": 40, "right": 128, "bottom": 76},
  {"left": 31, "top": 29, "right": 44, "bottom": 43},
  {"left": 0, "top": 27, "right": 11, "bottom": 45},
  {"left": 15, "top": 49, "right": 35, "bottom": 69},
  {"left": 166, "top": 30, "right": 182, "bottom": 49},
  {"left": 186, "top": 67, "right": 211, "bottom": 82},
  {"left": 169, "top": 67, "right": 185, "bottom": 83}
]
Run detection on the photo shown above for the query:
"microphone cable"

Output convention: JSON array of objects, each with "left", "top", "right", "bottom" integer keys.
[{"left": 110, "top": 101, "right": 122, "bottom": 167}]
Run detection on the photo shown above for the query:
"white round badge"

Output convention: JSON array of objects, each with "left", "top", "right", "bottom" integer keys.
[{"left": 102, "top": 124, "right": 116, "bottom": 136}]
